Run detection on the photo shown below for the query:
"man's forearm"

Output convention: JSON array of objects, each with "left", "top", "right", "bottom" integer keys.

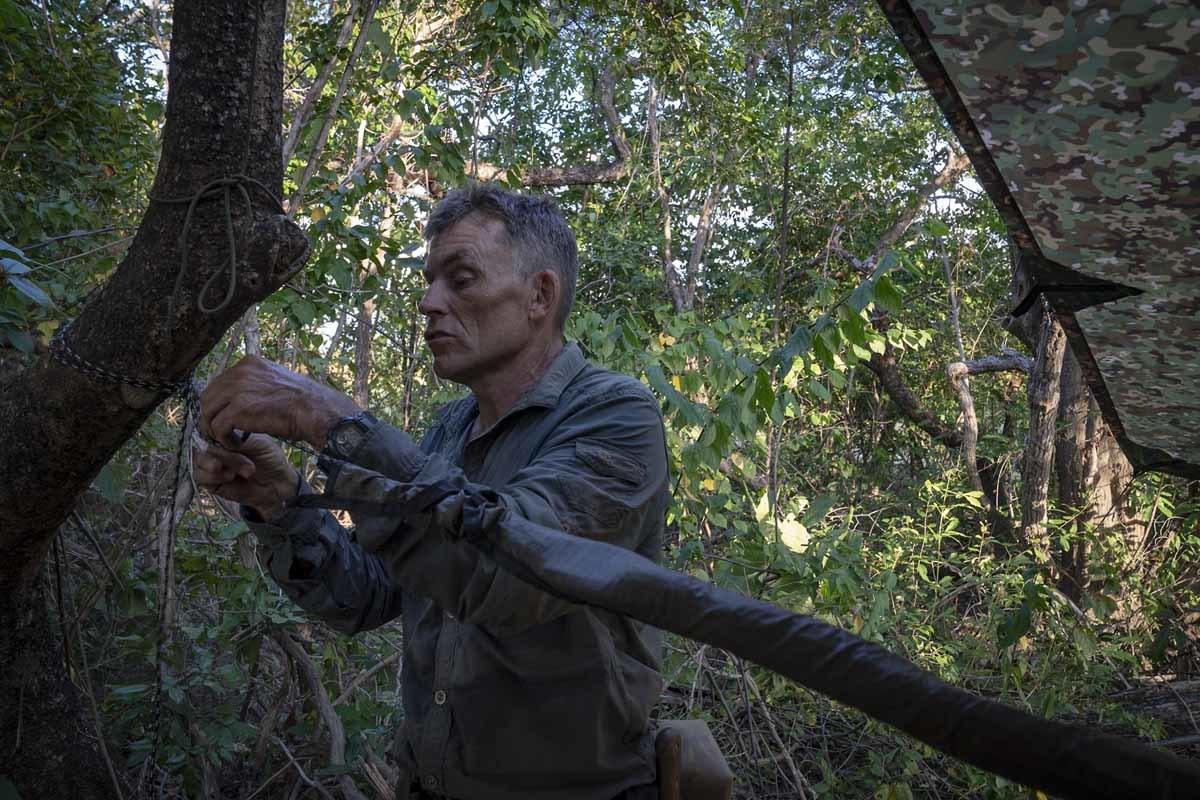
[{"left": 244, "top": 488, "right": 403, "bottom": 634}]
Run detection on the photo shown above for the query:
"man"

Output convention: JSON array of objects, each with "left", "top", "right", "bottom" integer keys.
[{"left": 194, "top": 185, "right": 669, "bottom": 800}]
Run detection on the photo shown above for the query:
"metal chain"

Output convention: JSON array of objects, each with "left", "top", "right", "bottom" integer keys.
[{"left": 49, "top": 325, "right": 192, "bottom": 396}]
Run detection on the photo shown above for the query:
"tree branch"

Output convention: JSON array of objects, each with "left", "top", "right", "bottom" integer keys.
[
  {"left": 648, "top": 79, "right": 685, "bottom": 312},
  {"left": 281, "top": 0, "right": 361, "bottom": 167},
  {"left": 960, "top": 349, "right": 1032, "bottom": 375},
  {"left": 288, "top": 0, "right": 380, "bottom": 213},
  {"left": 274, "top": 632, "right": 368, "bottom": 800},
  {"left": 468, "top": 62, "right": 631, "bottom": 187},
  {"left": 865, "top": 343, "right": 963, "bottom": 448}
]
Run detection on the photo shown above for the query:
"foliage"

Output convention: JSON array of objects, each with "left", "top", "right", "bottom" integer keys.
[{"left": 5, "top": 0, "right": 1197, "bottom": 797}]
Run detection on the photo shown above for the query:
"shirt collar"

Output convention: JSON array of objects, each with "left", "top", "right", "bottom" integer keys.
[
  {"left": 437, "top": 341, "right": 588, "bottom": 437},
  {"left": 509, "top": 341, "right": 587, "bottom": 414}
]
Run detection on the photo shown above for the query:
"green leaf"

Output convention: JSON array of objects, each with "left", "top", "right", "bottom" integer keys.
[
  {"left": 111, "top": 683, "right": 152, "bottom": 699},
  {"left": 1, "top": 256, "right": 29, "bottom": 275},
  {"left": 874, "top": 275, "right": 903, "bottom": 314},
  {"left": 752, "top": 368, "right": 774, "bottom": 414},
  {"left": 777, "top": 324, "right": 812, "bottom": 365},
  {"left": 7, "top": 275, "right": 53, "bottom": 307},
  {"left": 997, "top": 602, "right": 1032, "bottom": 648},
  {"left": 0, "top": 0, "right": 31, "bottom": 32},
  {"left": 5, "top": 329, "right": 33, "bottom": 353},
  {"left": 701, "top": 333, "right": 726, "bottom": 365},
  {"left": 839, "top": 312, "right": 868, "bottom": 346},
  {"left": 847, "top": 279, "right": 875, "bottom": 314},
  {"left": 925, "top": 219, "right": 950, "bottom": 237},
  {"left": 644, "top": 365, "right": 706, "bottom": 426},
  {"left": 291, "top": 298, "right": 317, "bottom": 326},
  {"left": 93, "top": 462, "right": 127, "bottom": 503},
  {"left": 802, "top": 495, "right": 836, "bottom": 527}
]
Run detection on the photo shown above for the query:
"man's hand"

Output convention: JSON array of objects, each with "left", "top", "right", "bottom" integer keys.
[
  {"left": 200, "top": 355, "right": 361, "bottom": 449},
  {"left": 193, "top": 434, "right": 298, "bottom": 520}
]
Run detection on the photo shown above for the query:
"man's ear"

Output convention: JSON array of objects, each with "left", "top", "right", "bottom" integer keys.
[{"left": 528, "top": 269, "right": 560, "bottom": 326}]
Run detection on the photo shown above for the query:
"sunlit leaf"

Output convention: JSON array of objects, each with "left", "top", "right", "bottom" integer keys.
[{"left": 7, "top": 275, "right": 53, "bottom": 307}]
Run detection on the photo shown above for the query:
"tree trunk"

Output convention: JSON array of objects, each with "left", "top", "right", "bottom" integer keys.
[
  {"left": 1054, "top": 351, "right": 1092, "bottom": 600},
  {"left": 0, "top": 2, "right": 303, "bottom": 795},
  {"left": 1021, "top": 304, "right": 1068, "bottom": 558}
]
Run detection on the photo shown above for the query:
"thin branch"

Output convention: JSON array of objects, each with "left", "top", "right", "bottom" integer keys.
[
  {"left": 73, "top": 602, "right": 126, "bottom": 800},
  {"left": 332, "top": 650, "right": 402, "bottom": 707},
  {"left": 960, "top": 349, "right": 1032, "bottom": 375},
  {"left": 1021, "top": 303, "right": 1068, "bottom": 556},
  {"left": 289, "top": 0, "right": 380, "bottom": 214},
  {"left": 941, "top": 237, "right": 987, "bottom": 500},
  {"left": 648, "top": 79, "right": 683, "bottom": 312},
  {"left": 746, "top": 671, "right": 809, "bottom": 800},
  {"left": 274, "top": 632, "right": 369, "bottom": 800},
  {"left": 282, "top": 0, "right": 362, "bottom": 167},
  {"left": 272, "top": 736, "right": 337, "bottom": 800},
  {"left": 468, "top": 62, "right": 632, "bottom": 187},
  {"left": 70, "top": 511, "right": 121, "bottom": 586}
]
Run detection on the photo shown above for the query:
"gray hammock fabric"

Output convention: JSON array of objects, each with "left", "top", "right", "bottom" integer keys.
[{"left": 295, "top": 482, "right": 1200, "bottom": 800}]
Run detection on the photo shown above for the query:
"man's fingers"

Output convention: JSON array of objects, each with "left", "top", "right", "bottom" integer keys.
[
  {"left": 198, "top": 390, "right": 230, "bottom": 443},
  {"left": 208, "top": 402, "right": 247, "bottom": 448},
  {"left": 194, "top": 446, "right": 255, "bottom": 482}
]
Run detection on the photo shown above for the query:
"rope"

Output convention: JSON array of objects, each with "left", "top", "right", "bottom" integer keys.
[{"left": 159, "top": 174, "right": 288, "bottom": 320}]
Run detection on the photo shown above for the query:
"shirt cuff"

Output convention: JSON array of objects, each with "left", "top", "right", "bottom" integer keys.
[
  {"left": 320, "top": 416, "right": 428, "bottom": 484},
  {"left": 241, "top": 475, "right": 330, "bottom": 575}
]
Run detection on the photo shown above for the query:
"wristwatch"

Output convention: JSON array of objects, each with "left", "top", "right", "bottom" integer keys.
[{"left": 323, "top": 410, "right": 377, "bottom": 461}]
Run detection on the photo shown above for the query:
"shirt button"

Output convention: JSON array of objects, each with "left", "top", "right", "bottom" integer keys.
[
  {"left": 423, "top": 775, "right": 438, "bottom": 790},
  {"left": 434, "top": 689, "right": 447, "bottom": 705}
]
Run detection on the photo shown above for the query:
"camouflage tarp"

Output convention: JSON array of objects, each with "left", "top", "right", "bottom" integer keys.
[{"left": 878, "top": 0, "right": 1199, "bottom": 477}]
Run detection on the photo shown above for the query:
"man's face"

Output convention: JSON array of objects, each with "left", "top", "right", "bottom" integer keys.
[{"left": 419, "top": 213, "right": 537, "bottom": 384}]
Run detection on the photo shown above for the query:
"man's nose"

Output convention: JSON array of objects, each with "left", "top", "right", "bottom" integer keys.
[{"left": 418, "top": 283, "right": 443, "bottom": 317}]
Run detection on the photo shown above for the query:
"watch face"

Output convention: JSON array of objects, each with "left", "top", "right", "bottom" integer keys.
[
  {"left": 334, "top": 426, "right": 357, "bottom": 452},
  {"left": 330, "top": 414, "right": 370, "bottom": 456}
]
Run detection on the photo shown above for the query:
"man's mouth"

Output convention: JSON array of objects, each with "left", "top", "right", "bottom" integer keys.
[{"left": 425, "top": 331, "right": 454, "bottom": 343}]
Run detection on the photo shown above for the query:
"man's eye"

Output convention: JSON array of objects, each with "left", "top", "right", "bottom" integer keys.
[{"left": 452, "top": 272, "right": 474, "bottom": 288}]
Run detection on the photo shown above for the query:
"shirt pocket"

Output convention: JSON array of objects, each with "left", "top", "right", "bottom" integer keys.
[
  {"left": 555, "top": 439, "right": 648, "bottom": 538},
  {"left": 575, "top": 439, "right": 647, "bottom": 485}
]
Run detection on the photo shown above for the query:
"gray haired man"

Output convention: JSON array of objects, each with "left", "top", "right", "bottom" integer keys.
[{"left": 194, "top": 184, "right": 669, "bottom": 800}]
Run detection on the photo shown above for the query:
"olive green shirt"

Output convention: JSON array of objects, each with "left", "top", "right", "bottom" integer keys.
[{"left": 246, "top": 343, "right": 668, "bottom": 800}]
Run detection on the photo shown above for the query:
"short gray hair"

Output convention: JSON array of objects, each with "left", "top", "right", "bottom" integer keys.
[{"left": 425, "top": 183, "right": 578, "bottom": 329}]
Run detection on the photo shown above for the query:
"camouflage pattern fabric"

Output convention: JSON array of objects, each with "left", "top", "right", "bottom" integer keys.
[{"left": 879, "top": 0, "right": 1200, "bottom": 473}]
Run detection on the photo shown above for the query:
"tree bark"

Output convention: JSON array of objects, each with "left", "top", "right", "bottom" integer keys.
[
  {"left": 0, "top": 2, "right": 304, "bottom": 795},
  {"left": 865, "top": 342, "right": 964, "bottom": 448},
  {"left": 1021, "top": 304, "right": 1068, "bottom": 558}
]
